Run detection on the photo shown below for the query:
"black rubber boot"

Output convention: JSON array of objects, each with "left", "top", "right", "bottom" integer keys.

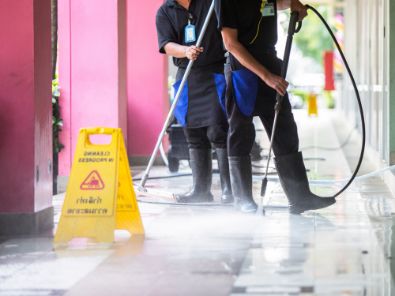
[
  {"left": 275, "top": 152, "right": 336, "bottom": 214},
  {"left": 229, "top": 156, "right": 258, "bottom": 213},
  {"left": 215, "top": 148, "right": 234, "bottom": 204},
  {"left": 176, "top": 148, "right": 214, "bottom": 203}
]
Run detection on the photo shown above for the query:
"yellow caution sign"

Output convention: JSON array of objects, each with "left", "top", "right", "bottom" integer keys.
[
  {"left": 54, "top": 127, "right": 144, "bottom": 244},
  {"left": 307, "top": 93, "right": 318, "bottom": 116}
]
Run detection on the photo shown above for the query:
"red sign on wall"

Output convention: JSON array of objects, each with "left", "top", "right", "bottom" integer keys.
[{"left": 324, "top": 51, "right": 335, "bottom": 91}]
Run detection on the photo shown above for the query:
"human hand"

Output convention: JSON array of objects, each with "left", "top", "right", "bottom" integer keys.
[
  {"left": 291, "top": 0, "right": 307, "bottom": 21},
  {"left": 262, "top": 72, "right": 289, "bottom": 96},
  {"left": 185, "top": 46, "right": 204, "bottom": 61}
]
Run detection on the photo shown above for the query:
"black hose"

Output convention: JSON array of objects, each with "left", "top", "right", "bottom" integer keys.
[
  {"left": 305, "top": 5, "right": 366, "bottom": 198},
  {"left": 137, "top": 199, "right": 233, "bottom": 207},
  {"left": 133, "top": 172, "right": 192, "bottom": 181}
]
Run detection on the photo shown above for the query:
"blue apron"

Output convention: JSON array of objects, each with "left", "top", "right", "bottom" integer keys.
[
  {"left": 171, "top": 80, "right": 189, "bottom": 126},
  {"left": 213, "top": 73, "right": 226, "bottom": 113},
  {"left": 231, "top": 68, "right": 259, "bottom": 117}
]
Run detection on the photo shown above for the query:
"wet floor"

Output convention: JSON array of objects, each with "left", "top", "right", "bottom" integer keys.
[{"left": 1, "top": 110, "right": 394, "bottom": 295}]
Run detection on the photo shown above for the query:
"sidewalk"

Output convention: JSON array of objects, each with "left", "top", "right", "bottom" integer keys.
[{"left": 0, "top": 110, "right": 394, "bottom": 296}]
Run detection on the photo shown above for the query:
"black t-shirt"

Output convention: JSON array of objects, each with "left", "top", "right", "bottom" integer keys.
[
  {"left": 216, "top": 0, "right": 278, "bottom": 60},
  {"left": 156, "top": 0, "right": 225, "bottom": 69}
]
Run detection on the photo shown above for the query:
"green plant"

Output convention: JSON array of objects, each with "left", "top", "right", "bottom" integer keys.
[
  {"left": 294, "top": 5, "right": 334, "bottom": 67},
  {"left": 323, "top": 90, "right": 335, "bottom": 109},
  {"left": 52, "top": 76, "right": 64, "bottom": 153},
  {"left": 289, "top": 89, "right": 309, "bottom": 103}
]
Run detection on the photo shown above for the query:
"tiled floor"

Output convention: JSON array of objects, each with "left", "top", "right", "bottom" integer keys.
[{"left": 1, "top": 110, "right": 395, "bottom": 296}]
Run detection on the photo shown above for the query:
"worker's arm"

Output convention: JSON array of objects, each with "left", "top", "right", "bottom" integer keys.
[
  {"left": 163, "top": 42, "right": 204, "bottom": 61},
  {"left": 277, "top": 0, "right": 291, "bottom": 10},
  {"left": 221, "top": 27, "right": 288, "bottom": 96},
  {"left": 156, "top": 7, "right": 203, "bottom": 61},
  {"left": 277, "top": 0, "right": 307, "bottom": 20}
]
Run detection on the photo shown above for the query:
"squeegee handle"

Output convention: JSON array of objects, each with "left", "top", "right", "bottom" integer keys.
[{"left": 139, "top": 0, "right": 216, "bottom": 189}]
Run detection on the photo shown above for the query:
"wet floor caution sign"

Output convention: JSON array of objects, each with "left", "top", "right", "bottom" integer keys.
[
  {"left": 307, "top": 93, "right": 318, "bottom": 117},
  {"left": 54, "top": 128, "right": 144, "bottom": 244}
]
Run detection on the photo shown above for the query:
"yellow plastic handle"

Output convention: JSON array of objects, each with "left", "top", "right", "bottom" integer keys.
[
  {"left": 80, "top": 127, "right": 120, "bottom": 147},
  {"left": 82, "top": 127, "right": 119, "bottom": 135}
]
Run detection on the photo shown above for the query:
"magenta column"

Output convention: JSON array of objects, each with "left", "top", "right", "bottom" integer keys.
[
  {"left": 126, "top": 0, "right": 169, "bottom": 161},
  {"left": 0, "top": 0, "right": 53, "bottom": 235},
  {"left": 58, "top": 0, "right": 127, "bottom": 176}
]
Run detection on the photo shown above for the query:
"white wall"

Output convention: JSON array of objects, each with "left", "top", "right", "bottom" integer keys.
[{"left": 340, "top": 0, "right": 390, "bottom": 163}]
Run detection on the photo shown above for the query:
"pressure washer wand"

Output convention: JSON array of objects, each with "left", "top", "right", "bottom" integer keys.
[
  {"left": 138, "top": 0, "right": 216, "bottom": 191},
  {"left": 260, "top": 11, "right": 302, "bottom": 200}
]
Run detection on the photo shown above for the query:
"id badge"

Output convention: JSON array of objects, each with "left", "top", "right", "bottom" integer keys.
[
  {"left": 184, "top": 24, "right": 196, "bottom": 43},
  {"left": 262, "top": 3, "right": 275, "bottom": 17}
]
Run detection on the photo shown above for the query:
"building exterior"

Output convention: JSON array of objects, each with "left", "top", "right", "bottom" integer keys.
[
  {"left": 0, "top": 0, "right": 394, "bottom": 235},
  {"left": 341, "top": 0, "right": 395, "bottom": 191}
]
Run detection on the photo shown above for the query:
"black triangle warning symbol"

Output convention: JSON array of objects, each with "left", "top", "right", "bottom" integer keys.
[{"left": 80, "top": 170, "right": 105, "bottom": 190}]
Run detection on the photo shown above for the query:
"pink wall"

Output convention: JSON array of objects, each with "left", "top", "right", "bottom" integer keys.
[
  {"left": 0, "top": 0, "right": 52, "bottom": 213},
  {"left": 58, "top": 0, "right": 127, "bottom": 176},
  {"left": 58, "top": 0, "right": 169, "bottom": 176},
  {"left": 126, "top": 0, "right": 168, "bottom": 158}
]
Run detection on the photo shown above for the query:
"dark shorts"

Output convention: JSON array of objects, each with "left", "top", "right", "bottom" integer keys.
[{"left": 183, "top": 125, "right": 228, "bottom": 149}]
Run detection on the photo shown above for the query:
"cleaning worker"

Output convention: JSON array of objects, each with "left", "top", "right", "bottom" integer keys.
[
  {"left": 156, "top": 0, "right": 233, "bottom": 204},
  {"left": 215, "top": 0, "right": 336, "bottom": 213}
]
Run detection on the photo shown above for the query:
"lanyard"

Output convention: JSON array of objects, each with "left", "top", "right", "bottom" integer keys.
[
  {"left": 187, "top": 12, "right": 194, "bottom": 25},
  {"left": 260, "top": 0, "right": 267, "bottom": 13}
]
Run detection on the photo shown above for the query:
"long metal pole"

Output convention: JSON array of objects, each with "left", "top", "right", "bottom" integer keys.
[
  {"left": 263, "top": 13, "right": 299, "bottom": 177},
  {"left": 260, "top": 12, "right": 300, "bottom": 201},
  {"left": 139, "top": 0, "right": 216, "bottom": 190}
]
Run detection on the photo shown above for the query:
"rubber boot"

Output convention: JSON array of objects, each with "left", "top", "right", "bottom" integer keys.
[
  {"left": 215, "top": 148, "right": 234, "bottom": 203},
  {"left": 176, "top": 148, "right": 214, "bottom": 203},
  {"left": 229, "top": 156, "right": 258, "bottom": 213},
  {"left": 275, "top": 152, "right": 336, "bottom": 214}
]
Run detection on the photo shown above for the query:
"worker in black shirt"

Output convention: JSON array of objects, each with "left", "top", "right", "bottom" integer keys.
[
  {"left": 156, "top": 0, "right": 233, "bottom": 204},
  {"left": 215, "top": 0, "right": 336, "bottom": 213}
]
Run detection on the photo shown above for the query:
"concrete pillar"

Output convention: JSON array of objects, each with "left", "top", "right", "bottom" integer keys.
[
  {"left": 390, "top": 0, "right": 395, "bottom": 165},
  {"left": 126, "top": 0, "right": 169, "bottom": 162},
  {"left": 0, "top": 0, "right": 53, "bottom": 235},
  {"left": 58, "top": 0, "right": 127, "bottom": 176}
]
